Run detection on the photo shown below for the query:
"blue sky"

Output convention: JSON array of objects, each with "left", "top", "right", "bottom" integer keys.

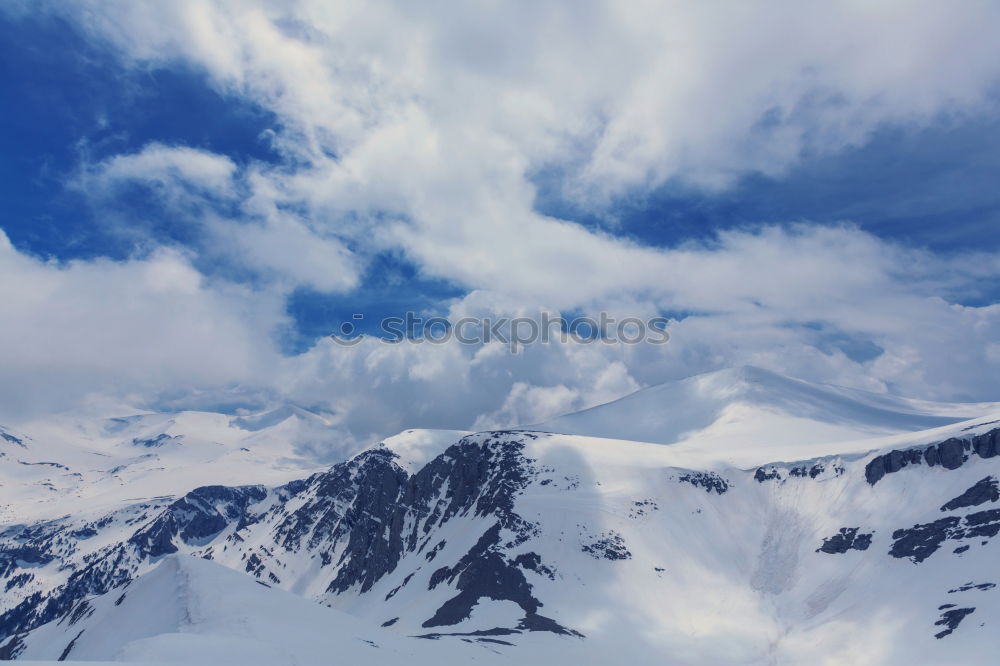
[
  {"left": 2, "top": 3, "right": 1000, "bottom": 446},
  {"left": 1, "top": 15, "right": 276, "bottom": 257},
  {"left": 1, "top": 12, "right": 465, "bottom": 349},
  {"left": 537, "top": 116, "right": 1000, "bottom": 254}
]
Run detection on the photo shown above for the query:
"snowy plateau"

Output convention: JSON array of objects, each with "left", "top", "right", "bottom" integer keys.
[{"left": 2, "top": 366, "right": 1000, "bottom": 664}]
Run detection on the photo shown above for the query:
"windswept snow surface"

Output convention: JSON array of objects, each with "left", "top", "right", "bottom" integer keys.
[
  {"left": 534, "top": 365, "right": 1000, "bottom": 453},
  {"left": 4, "top": 368, "right": 1000, "bottom": 664},
  {"left": 0, "top": 407, "right": 335, "bottom": 525},
  {"left": 11, "top": 555, "right": 501, "bottom": 664}
]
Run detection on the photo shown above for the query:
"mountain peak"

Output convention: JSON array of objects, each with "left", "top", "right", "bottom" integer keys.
[{"left": 533, "top": 366, "right": 1000, "bottom": 451}]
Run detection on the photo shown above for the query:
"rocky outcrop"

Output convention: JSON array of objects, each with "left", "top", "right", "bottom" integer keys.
[
  {"left": 941, "top": 477, "right": 999, "bottom": 512},
  {"left": 865, "top": 428, "right": 1000, "bottom": 485},
  {"left": 0, "top": 432, "right": 574, "bottom": 642},
  {"left": 816, "top": 527, "right": 872, "bottom": 554}
]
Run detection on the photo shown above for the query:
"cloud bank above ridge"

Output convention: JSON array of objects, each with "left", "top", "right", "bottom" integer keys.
[{"left": 2, "top": 1, "right": 1000, "bottom": 454}]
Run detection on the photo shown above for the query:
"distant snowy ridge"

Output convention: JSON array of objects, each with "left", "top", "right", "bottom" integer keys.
[
  {"left": 534, "top": 365, "right": 1000, "bottom": 450},
  {"left": 0, "top": 406, "right": 340, "bottom": 525}
]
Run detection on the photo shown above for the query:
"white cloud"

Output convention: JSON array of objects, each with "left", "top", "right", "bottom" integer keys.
[
  {"left": 473, "top": 383, "right": 581, "bottom": 431},
  {"left": 49, "top": 1, "right": 1000, "bottom": 307},
  {"left": 2, "top": 222, "right": 1000, "bottom": 451},
  {"left": 83, "top": 143, "right": 238, "bottom": 199},
  {"left": 2, "top": 1, "right": 1000, "bottom": 453},
  {"left": 0, "top": 229, "right": 287, "bottom": 419},
  {"left": 77, "top": 143, "right": 361, "bottom": 293}
]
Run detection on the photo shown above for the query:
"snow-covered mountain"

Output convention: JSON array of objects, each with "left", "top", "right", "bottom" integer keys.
[
  {"left": 8, "top": 554, "right": 495, "bottom": 663},
  {"left": 0, "top": 406, "right": 338, "bottom": 525},
  {"left": 3, "top": 368, "right": 1000, "bottom": 664},
  {"left": 535, "top": 365, "right": 1000, "bottom": 453}
]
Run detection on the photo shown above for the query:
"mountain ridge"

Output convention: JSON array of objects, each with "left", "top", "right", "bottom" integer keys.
[
  {"left": 533, "top": 365, "right": 999, "bottom": 450},
  {"left": 3, "top": 367, "right": 1000, "bottom": 663}
]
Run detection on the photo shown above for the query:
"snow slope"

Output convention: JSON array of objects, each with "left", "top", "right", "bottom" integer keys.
[
  {"left": 9, "top": 555, "right": 498, "bottom": 664},
  {"left": 0, "top": 407, "right": 337, "bottom": 525},
  {"left": 534, "top": 365, "right": 1000, "bottom": 454}
]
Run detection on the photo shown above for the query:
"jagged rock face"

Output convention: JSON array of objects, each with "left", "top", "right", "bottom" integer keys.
[
  {"left": 0, "top": 433, "right": 571, "bottom": 642},
  {"left": 865, "top": 428, "right": 1000, "bottom": 484},
  {"left": 268, "top": 432, "right": 549, "bottom": 608},
  {"left": 940, "top": 477, "right": 1000, "bottom": 512},
  {"left": 817, "top": 527, "right": 873, "bottom": 554},
  {"left": 0, "top": 484, "right": 270, "bottom": 638}
]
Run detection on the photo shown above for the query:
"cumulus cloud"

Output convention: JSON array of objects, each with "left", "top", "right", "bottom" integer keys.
[
  {"left": 77, "top": 143, "right": 360, "bottom": 293},
  {"left": 0, "top": 229, "right": 286, "bottom": 419},
  {"left": 2, "top": 221, "right": 1000, "bottom": 451},
  {"left": 54, "top": 2, "right": 1000, "bottom": 295},
  {"left": 82, "top": 143, "right": 238, "bottom": 200},
  {"left": 1, "top": 1, "right": 1000, "bottom": 454}
]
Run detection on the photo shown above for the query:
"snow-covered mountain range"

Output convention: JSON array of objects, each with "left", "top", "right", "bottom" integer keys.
[{"left": 3, "top": 367, "right": 1000, "bottom": 664}]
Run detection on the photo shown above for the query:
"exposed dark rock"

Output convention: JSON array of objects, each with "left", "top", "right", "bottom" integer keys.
[
  {"left": 948, "top": 582, "right": 995, "bottom": 593},
  {"left": 513, "top": 552, "right": 555, "bottom": 580},
  {"left": 678, "top": 471, "right": 729, "bottom": 494},
  {"left": 629, "top": 500, "right": 659, "bottom": 518},
  {"left": 789, "top": 463, "right": 826, "bottom": 479},
  {"left": 318, "top": 434, "right": 543, "bottom": 597},
  {"left": 58, "top": 629, "right": 84, "bottom": 660},
  {"left": 245, "top": 553, "right": 263, "bottom": 576},
  {"left": 0, "top": 486, "right": 266, "bottom": 640},
  {"left": 384, "top": 573, "right": 414, "bottom": 601},
  {"left": 754, "top": 467, "right": 781, "bottom": 483},
  {"left": 0, "top": 633, "right": 25, "bottom": 660},
  {"left": 423, "top": 521, "right": 571, "bottom": 634},
  {"left": 0, "top": 430, "right": 26, "bottom": 448},
  {"left": 581, "top": 532, "right": 631, "bottom": 561},
  {"left": 69, "top": 527, "right": 98, "bottom": 540},
  {"left": 415, "top": 627, "right": 523, "bottom": 639},
  {"left": 425, "top": 540, "right": 446, "bottom": 562},
  {"left": 934, "top": 607, "right": 975, "bottom": 639},
  {"left": 971, "top": 429, "right": 1000, "bottom": 458},
  {"left": 890, "top": 517, "right": 962, "bottom": 563},
  {"left": 4, "top": 573, "right": 32, "bottom": 592},
  {"left": 938, "top": 438, "right": 969, "bottom": 470},
  {"left": 864, "top": 430, "right": 1000, "bottom": 485},
  {"left": 1, "top": 542, "right": 58, "bottom": 578},
  {"left": 476, "top": 637, "right": 515, "bottom": 645},
  {"left": 129, "top": 485, "right": 268, "bottom": 559},
  {"left": 963, "top": 420, "right": 1000, "bottom": 432},
  {"left": 890, "top": 509, "right": 1000, "bottom": 563},
  {"left": 131, "top": 434, "right": 174, "bottom": 448},
  {"left": 817, "top": 527, "right": 872, "bottom": 554},
  {"left": 18, "top": 461, "right": 69, "bottom": 470},
  {"left": 865, "top": 448, "right": 924, "bottom": 485},
  {"left": 67, "top": 600, "right": 93, "bottom": 626},
  {"left": 963, "top": 507, "right": 1000, "bottom": 525},
  {"left": 941, "top": 477, "right": 999, "bottom": 512},
  {"left": 518, "top": 613, "right": 583, "bottom": 636}
]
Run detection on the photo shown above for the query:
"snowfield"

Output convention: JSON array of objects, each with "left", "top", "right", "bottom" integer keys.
[
  {"left": 535, "top": 366, "right": 1000, "bottom": 452},
  {"left": 3, "top": 367, "right": 1000, "bottom": 664},
  {"left": 0, "top": 407, "right": 336, "bottom": 525},
  {"left": 10, "top": 555, "right": 495, "bottom": 664}
]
